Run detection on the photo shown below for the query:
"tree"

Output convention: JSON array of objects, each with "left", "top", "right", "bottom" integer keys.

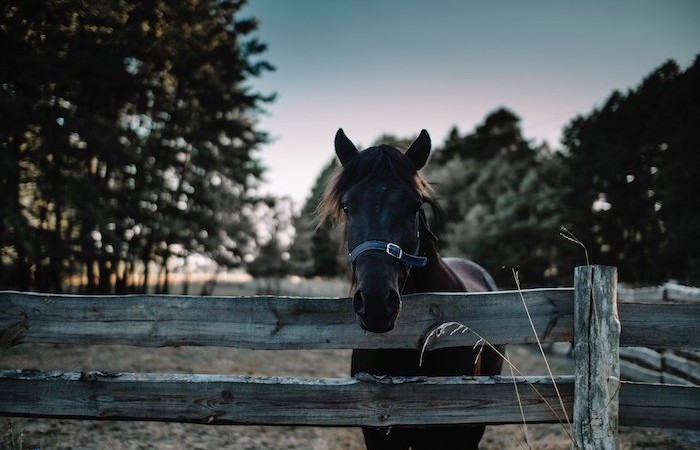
[
  {"left": 0, "top": 0, "right": 274, "bottom": 292},
  {"left": 288, "top": 158, "right": 347, "bottom": 277},
  {"left": 426, "top": 108, "right": 574, "bottom": 287},
  {"left": 561, "top": 57, "right": 700, "bottom": 284},
  {"left": 246, "top": 197, "right": 294, "bottom": 293}
]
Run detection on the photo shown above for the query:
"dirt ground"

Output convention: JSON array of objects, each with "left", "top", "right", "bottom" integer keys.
[{"left": 1, "top": 279, "right": 698, "bottom": 449}]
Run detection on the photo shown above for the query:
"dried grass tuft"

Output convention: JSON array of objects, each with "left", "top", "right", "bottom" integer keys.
[{"left": 420, "top": 267, "right": 580, "bottom": 449}]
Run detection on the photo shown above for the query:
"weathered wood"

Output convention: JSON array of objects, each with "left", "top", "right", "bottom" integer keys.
[
  {"left": 621, "top": 348, "right": 700, "bottom": 385},
  {"left": 675, "top": 349, "right": 700, "bottom": 364},
  {"left": 0, "top": 369, "right": 574, "bottom": 427},
  {"left": 619, "top": 360, "right": 662, "bottom": 383},
  {"left": 618, "top": 282, "right": 700, "bottom": 303},
  {"left": 619, "top": 347, "right": 662, "bottom": 370},
  {"left": 619, "top": 347, "right": 663, "bottom": 383},
  {"left": 573, "top": 265, "right": 620, "bottom": 450},
  {"left": 662, "top": 372, "right": 696, "bottom": 386},
  {"left": 663, "top": 351, "right": 700, "bottom": 385},
  {"left": 664, "top": 282, "right": 700, "bottom": 302},
  {"left": 619, "top": 381, "right": 700, "bottom": 429},
  {"left": 617, "top": 286, "right": 665, "bottom": 303},
  {"left": 618, "top": 327, "right": 699, "bottom": 386},
  {"left": 0, "top": 289, "right": 574, "bottom": 350},
  {"left": 618, "top": 302, "right": 700, "bottom": 349},
  {"left": 1, "top": 266, "right": 698, "bottom": 438},
  {"left": 2, "top": 290, "right": 697, "bottom": 351},
  {"left": 2, "top": 369, "right": 697, "bottom": 430}
]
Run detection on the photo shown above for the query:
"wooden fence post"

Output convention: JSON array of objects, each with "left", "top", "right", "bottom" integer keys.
[{"left": 573, "top": 265, "right": 620, "bottom": 450}]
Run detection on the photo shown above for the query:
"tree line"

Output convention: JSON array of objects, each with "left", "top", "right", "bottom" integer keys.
[
  {"left": 291, "top": 57, "right": 700, "bottom": 287},
  {"left": 2, "top": 1, "right": 697, "bottom": 292},
  {"left": 1, "top": 0, "right": 274, "bottom": 293}
]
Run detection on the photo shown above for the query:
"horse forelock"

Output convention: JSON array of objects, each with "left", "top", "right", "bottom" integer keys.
[{"left": 316, "top": 145, "right": 432, "bottom": 228}]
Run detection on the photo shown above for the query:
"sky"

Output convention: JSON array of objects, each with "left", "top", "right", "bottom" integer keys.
[{"left": 241, "top": 0, "right": 700, "bottom": 207}]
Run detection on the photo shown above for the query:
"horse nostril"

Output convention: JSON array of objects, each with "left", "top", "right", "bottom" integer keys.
[
  {"left": 352, "top": 290, "right": 365, "bottom": 316},
  {"left": 386, "top": 289, "right": 401, "bottom": 317}
]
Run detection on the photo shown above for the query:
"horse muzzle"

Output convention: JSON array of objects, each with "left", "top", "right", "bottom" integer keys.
[{"left": 352, "top": 288, "right": 402, "bottom": 333}]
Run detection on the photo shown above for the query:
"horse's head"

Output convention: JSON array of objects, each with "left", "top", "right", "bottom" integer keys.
[{"left": 321, "top": 129, "right": 433, "bottom": 333}]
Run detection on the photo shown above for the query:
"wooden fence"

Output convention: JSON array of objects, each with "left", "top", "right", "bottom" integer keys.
[
  {"left": 617, "top": 283, "right": 700, "bottom": 386},
  {"left": 1, "top": 266, "right": 699, "bottom": 449}
]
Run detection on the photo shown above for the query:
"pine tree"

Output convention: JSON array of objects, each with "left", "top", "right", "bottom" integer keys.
[{"left": 0, "top": 0, "right": 274, "bottom": 292}]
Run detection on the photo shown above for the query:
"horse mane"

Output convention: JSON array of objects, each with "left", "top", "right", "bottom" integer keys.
[{"left": 316, "top": 145, "right": 433, "bottom": 227}]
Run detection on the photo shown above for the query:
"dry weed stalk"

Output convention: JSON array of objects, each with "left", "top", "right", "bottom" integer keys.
[
  {"left": 420, "top": 269, "right": 580, "bottom": 449},
  {"left": 420, "top": 319, "right": 576, "bottom": 447},
  {"left": 512, "top": 268, "right": 572, "bottom": 429},
  {"left": 418, "top": 228, "right": 597, "bottom": 449},
  {"left": 507, "top": 346, "right": 532, "bottom": 449},
  {"left": 559, "top": 226, "right": 590, "bottom": 268}
]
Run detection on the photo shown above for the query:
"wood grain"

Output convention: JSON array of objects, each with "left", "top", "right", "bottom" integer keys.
[
  {"left": 573, "top": 266, "right": 620, "bottom": 450},
  {"left": 0, "top": 369, "right": 573, "bottom": 427},
  {"left": 0, "top": 289, "right": 574, "bottom": 350}
]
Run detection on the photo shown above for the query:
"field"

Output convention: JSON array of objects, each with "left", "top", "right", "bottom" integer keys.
[{"left": 1, "top": 278, "right": 697, "bottom": 449}]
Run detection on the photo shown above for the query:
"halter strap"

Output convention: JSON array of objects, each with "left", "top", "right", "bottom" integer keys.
[{"left": 348, "top": 240, "right": 428, "bottom": 267}]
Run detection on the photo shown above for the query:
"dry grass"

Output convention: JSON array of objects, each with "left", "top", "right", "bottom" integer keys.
[{"left": 420, "top": 268, "right": 576, "bottom": 450}]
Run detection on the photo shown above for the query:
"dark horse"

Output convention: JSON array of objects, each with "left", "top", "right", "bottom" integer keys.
[{"left": 319, "top": 129, "right": 503, "bottom": 450}]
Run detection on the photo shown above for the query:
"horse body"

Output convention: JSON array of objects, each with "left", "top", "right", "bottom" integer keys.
[{"left": 320, "top": 129, "right": 503, "bottom": 450}]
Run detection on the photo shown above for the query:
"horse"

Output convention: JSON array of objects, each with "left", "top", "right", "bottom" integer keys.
[{"left": 318, "top": 128, "right": 504, "bottom": 450}]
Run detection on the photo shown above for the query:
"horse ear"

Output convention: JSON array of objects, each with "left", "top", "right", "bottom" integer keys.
[
  {"left": 335, "top": 128, "right": 359, "bottom": 166},
  {"left": 405, "top": 129, "right": 431, "bottom": 170}
]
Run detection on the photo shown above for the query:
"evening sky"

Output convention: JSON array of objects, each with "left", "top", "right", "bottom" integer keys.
[{"left": 242, "top": 0, "right": 700, "bottom": 205}]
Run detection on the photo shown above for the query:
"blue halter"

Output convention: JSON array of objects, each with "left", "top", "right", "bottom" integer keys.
[
  {"left": 348, "top": 240, "right": 427, "bottom": 268},
  {"left": 347, "top": 206, "right": 436, "bottom": 269}
]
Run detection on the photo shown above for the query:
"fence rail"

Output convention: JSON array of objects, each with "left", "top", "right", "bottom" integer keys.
[
  {"left": 617, "top": 282, "right": 700, "bottom": 387},
  {"left": 1, "top": 289, "right": 574, "bottom": 350},
  {"left": 1, "top": 266, "right": 699, "bottom": 449},
  {"left": 619, "top": 282, "right": 700, "bottom": 303},
  {"left": 0, "top": 370, "right": 574, "bottom": 427},
  {"left": 2, "top": 289, "right": 698, "bottom": 351},
  {"left": 1, "top": 369, "right": 697, "bottom": 430}
]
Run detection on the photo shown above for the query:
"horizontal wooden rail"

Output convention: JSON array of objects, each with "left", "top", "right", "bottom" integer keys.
[
  {"left": 1, "top": 370, "right": 696, "bottom": 429},
  {"left": 619, "top": 381, "right": 700, "bottom": 429},
  {"left": 0, "top": 289, "right": 574, "bottom": 350},
  {"left": 2, "top": 266, "right": 700, "bottom": 444},
  {"left": 2, "top": 290, "right": 698, "bottom": 351},
  {"left": 620, "top": 347, "right": 700, "bottom": 385},
  {"left": 619, "top": 282, "right": 700, "bottom": 303},
  {"left": 618, "top": 302, "right": 699, "bottom": 349},
  {"left": 0, "top": 369, "right": 573, "bottom": 427}
]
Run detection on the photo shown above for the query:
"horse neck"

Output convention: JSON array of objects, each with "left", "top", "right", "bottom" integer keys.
[{"left": 402, "top": 237, "right": 466, "bottom": 294}]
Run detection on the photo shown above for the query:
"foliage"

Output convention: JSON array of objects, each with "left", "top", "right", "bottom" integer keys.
[
  {"left": 288, "top": 158, "right": 347, "bottom": 277},
  {"left": 246, "top": 196, "right": 294, "bottom": 291},
  {"left": 426, "top": 108, "right": 574, "bottom": 287},
  {"left": 0, "top": 0, "right": 274, "bottom": 292},
  {"left": 561, "top": 57, "right": 700, "bottom": 284}
]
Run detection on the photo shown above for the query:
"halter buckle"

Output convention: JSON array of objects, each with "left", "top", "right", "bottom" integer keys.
[{"left": 386, "top": 243, "right": 403, "bottom": 260}]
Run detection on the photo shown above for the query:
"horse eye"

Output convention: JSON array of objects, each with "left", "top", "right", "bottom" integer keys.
[{"left": 341, "top": 203, "right": 349, "bottom": 214}]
